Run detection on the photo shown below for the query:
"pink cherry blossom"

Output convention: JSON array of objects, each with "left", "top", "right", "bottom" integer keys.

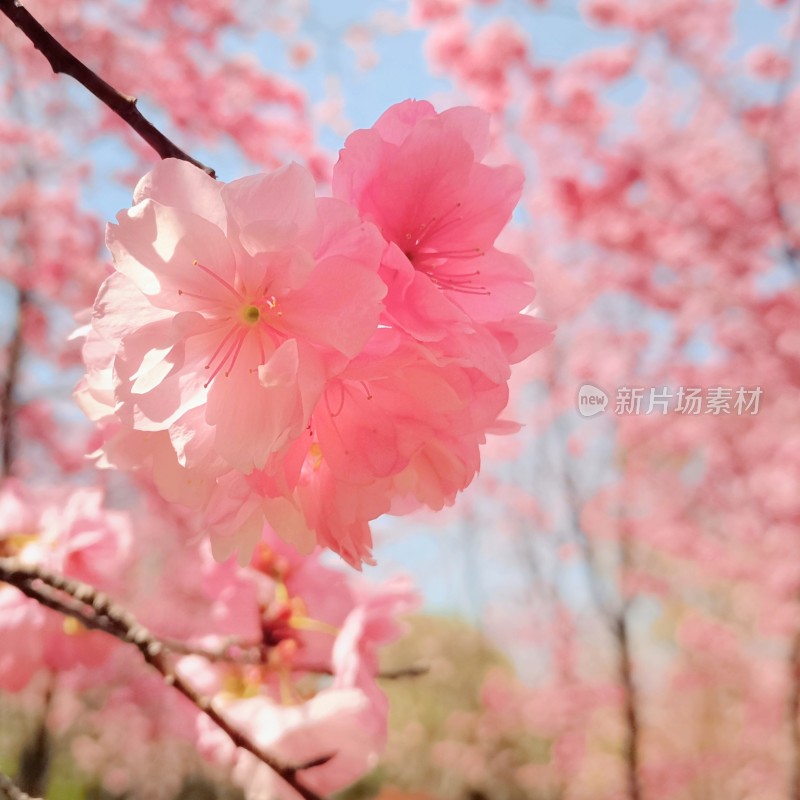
[
  {"left": 332, "top": 99, "right": 547, "bottom": 358},
  {"left": 196, "top": 687, "right": 380, "bottom": 799},
  {"left": 409, "top": 0, "right": 467, "bottom": 24},
  {"left": 200, "top": 331, "right": 519, "bottom": 566},
  {"left": 78, "top": 100, "right": 550, "bottom": 567},
  {"left": 746, "top": 45, "right": 792, "bottom": 80},
  {"left": 333, "top": 575, "right": 419, "bottom": 720},
  {"left": 0, "top": 483, "right": 131, "bottom": 689},
  {"left": 91, "top": 158, "right": 386, "bottom": 474}
]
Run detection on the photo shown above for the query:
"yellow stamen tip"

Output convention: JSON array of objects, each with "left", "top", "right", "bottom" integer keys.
[{"left": 63, "top": 617, "right": 84, "bottom": 636}]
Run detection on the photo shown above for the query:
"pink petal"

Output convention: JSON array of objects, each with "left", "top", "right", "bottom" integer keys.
[
  {"left": 133, "top": 158, "right": 227, "bottom": 231},
  {"left": 107, "top": 199, "right": 237, "bottom": 311}
]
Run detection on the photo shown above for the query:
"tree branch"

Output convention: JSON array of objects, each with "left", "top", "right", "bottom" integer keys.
[
  {"left": 0, "top": 772, "right": 40, "bottom": 800},
  {"left": 614, "top": 528, "right": 642, "bottom": 800},
  {"left": 0, "top": 0, "right": 216, "bottom": 178},
  {"left": 15, "top": 680, "right": 52, "bottom": 798},
  {"left": 614, "top": 609, "right": 642, "bottom": 800},
  {"left": 788, "top": 623, "right": 800, "bottom": 800},
  {"left": 0, "top": 558, "right": 326, "bottom": 800},
  {"left": 1, "top": 288, "right": 27, "bottom": 479}
]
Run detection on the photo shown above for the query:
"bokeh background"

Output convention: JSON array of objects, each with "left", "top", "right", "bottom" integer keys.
[{"left": 2, "top": 1, "right": 800, "bottom": 798}]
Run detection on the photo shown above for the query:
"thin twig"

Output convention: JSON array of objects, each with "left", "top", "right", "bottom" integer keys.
[
  {"left": 0, "top": 559, "right": 326, "bottom": 800},
  {"left": 0, "top": 0, "right": 216, "bottom": 178},
  {"left": 159, "top": 636, "right": 264, "bottom": 663},
  {"left": 160, "top": 638, "right": 429, "bottom": 679},
  {"left": 0, "top": 772, "right": 40, "bottom": 800},
  {"left": 288, "top": 662, "right": 429, "bottom": 680},
  {"left": 376, "top": 664, "right": 429, "bottom": 679}
]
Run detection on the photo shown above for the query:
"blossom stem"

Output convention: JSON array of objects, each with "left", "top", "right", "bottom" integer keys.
[
  {"left": 0, "top": 0, "right": 216, "bottom": 178},
  {"left": 0, "top": 558, "right": 326, "bottom": 800}
]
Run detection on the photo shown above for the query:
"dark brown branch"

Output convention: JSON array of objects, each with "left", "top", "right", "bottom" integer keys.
[
  {"left": 0, "top": 559, "right": 325, "bottom": 800},
  {"left": 15, "top": 681, "right": 52, "bottom": 798},
  {"left": 789, "top": 624, "right": 800, "bottom": 800},
  {"left": 0, "top": 772, "right": 40, "bottom": 800},
  {"left": 553, "top": 412, "right": 643, "bottom": 799},
  {"left": 615, "top": 611, "right": 642, "bottom": 800},
  {"left": 615, "top": 532, "right": 642, "bottom": 800},
  {"left": 1, "top": 288, "right": 27, "bottom": 479},
  {"left": 0, "top": 0, "right": 216, "bottom": 178},
  {"left": 288, "top": 662, "right": 429, "bottom": 680},
  {"left": 376, "top": 664, "right": 429, "bottom": 680}
]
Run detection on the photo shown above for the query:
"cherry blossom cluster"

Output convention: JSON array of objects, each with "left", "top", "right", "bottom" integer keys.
[
  {"left": 0, "top": 479, "right": 418, "bottom": 798},
  {"left": 77, "top": 99, "right": 551, "bottom": 567},
  {"left": 0, "top": 481, "right": 132, "bottom": 688}
]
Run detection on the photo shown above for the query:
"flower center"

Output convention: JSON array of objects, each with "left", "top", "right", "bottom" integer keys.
[
  {"left": 182, "top": 260, "right": 284, "bottom": 388},
  {"left": 242, "top": 304, "right": 261, "bottom": 325},
  {"left": 400, "top": 203, "right": 489, "bottom": 295}
]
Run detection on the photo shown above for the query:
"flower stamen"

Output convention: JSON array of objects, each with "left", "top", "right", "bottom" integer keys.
[
  {"left": 204, "top": 327, "right": 247, "bottom": 387},
  {"left": 193, "top": 259, "right": 242, "bottom": 301},
  {"left": 412, "top": 202, "right": 464, "bottom": 249}
]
